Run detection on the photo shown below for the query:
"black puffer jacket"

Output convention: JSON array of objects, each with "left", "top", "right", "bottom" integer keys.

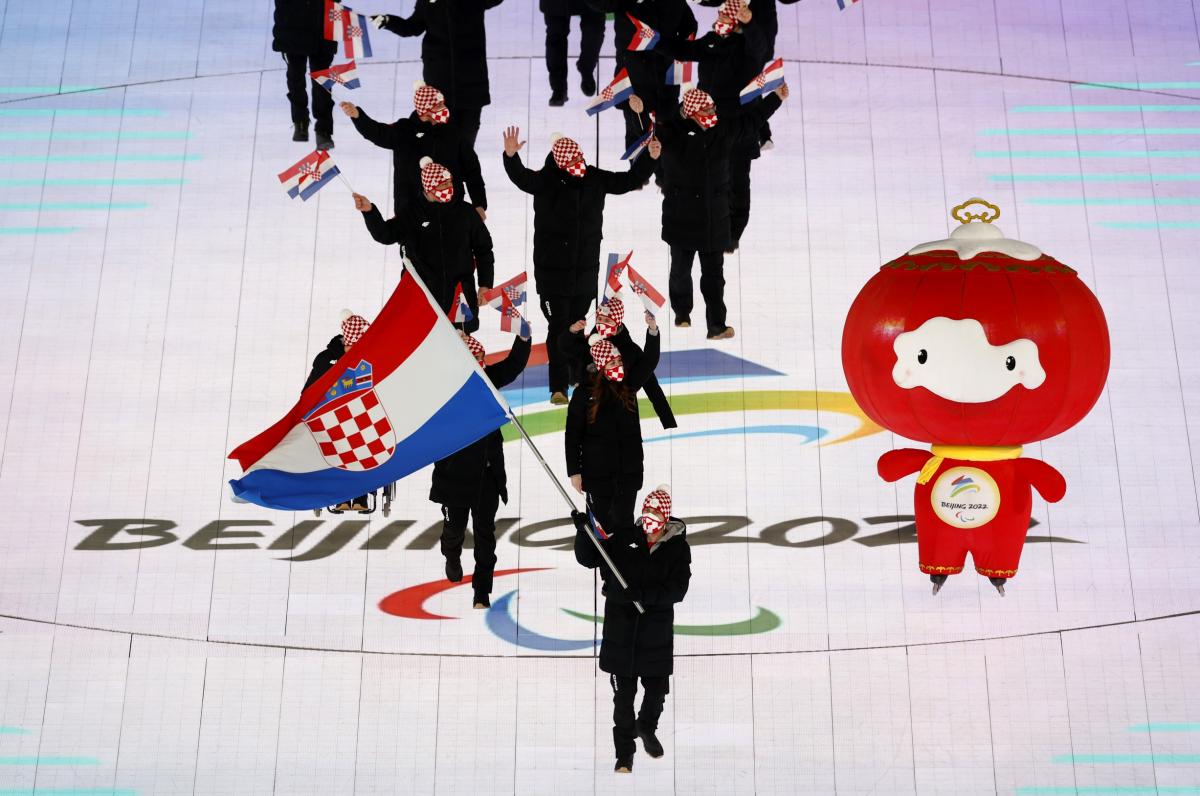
[
  {"left": 380, "top": 0, "right": 505, "bottom": 110},
  {"left": 272, "top": 0, "right": 338, "bottom": 55},
  {"left": 503, "top": 151, "right": 655, "bottom": 297},
  {"left": 587, "top": 0, "right": 696, "bottom": 114},
  {"left": 660, "top": 23, "right": 770, "bottom": 114},
  {"left": 574, "top": 517, "right": 691, "bottom": 677},
  {"left": 565, "top": 328, "right": 660, "bottom": 493},
  {"left": 697, "top": 0, "right": 803, "bottom": 59},
  {"left": 304, "top": 335, "right": 346, "bottom": 389},
  {"left": 558, "top": 324, "right": 676, "bottom": 429},
  {"left": 540, "top": 0, "right": 592, "bottom": 12},
  {"left": 430, "top": 336, "right": 530, "bottom": 506},
  {"left": 360, "top": 202, "right": 494, "bottom": 318},
  {"left": 352, "top": 109, "right": 487, "bottom": 213},
  {"left": 656, "top": 93, "right": 781, "bottom": 251}
]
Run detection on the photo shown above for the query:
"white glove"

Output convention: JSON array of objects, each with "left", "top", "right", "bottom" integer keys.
[{"left": 370, "top": 14, "right": 388, "bottom": 29}]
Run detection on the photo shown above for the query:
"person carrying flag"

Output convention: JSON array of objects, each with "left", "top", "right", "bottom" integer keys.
[
  {"left": 341, "top": 82, "right": 487, "bottom": 218},
  {"left": 369, "top": 0, "right": 507, "bottom": 149},
  {"left": 302, "top": 310, "right": 375, "bottom": 511},
  {"left": 585, "top": 0, "right": 696, "bottom": 149},
  {"left": 272, "top": 0, "right": 339, "bottom": 149},
  {"left": 501, "top": 125, "right": 661, "bottom": 404},
  {"left": 656, "top": 81, "right": 788, "bottom": 339},
  {"left": 433, "top": 330, "right": 531, "bottom": 608},
  {"left": 351, "top": 157, "right": 493, "bottom": 332},
  {"left": 657, "top": 0, "right": 771, "bottom": 250},
  {"left": 565, "top": 312, "right": 661, "bottom": 532},
  {"left": 542, "top": 0, "right": 607, "bottom": 106},
  {"left": 573, "top": 485, "right": 691, "bottom": 773}
]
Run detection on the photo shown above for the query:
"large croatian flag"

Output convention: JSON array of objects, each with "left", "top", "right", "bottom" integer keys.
[{"left": 228, "top": 268, "right": 510, "bottom": 510}]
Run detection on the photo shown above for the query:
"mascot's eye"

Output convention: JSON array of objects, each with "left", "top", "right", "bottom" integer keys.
[
  {"left": 1006, "top": 356, "right": 1016, "bottom": 371},
  {"left": 917, "top": 349, "right": 928, "bottom": 365}
]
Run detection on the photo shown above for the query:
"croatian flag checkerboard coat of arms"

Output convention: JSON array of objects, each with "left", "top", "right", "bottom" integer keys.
[{"left": 302, "top": 360, "right": 396, "bottom": 470}]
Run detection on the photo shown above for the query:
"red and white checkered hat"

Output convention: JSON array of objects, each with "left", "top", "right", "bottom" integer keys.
[
  {"left": 340, "top": 309, "right": 370, "bottom": 348},
  {"left": 550, "top": 134, "right": 584, "bottom": 170},
  {"left": 589, "top": 337, "right": 617, "bottom": 368},
  {"left": 682, "top": 88, "right": 715, "bottom": 117},
  {"left": 719, "top": 0, "right": 747, "bottom": 17},
  {"left": 642, "top": 484, "right": 672, "bottom": 520},
  {"left": 413, "top": 81, "right": 445, "bottom": 116},
  {"left": 599, "top": 297, "right": 625, "bottom": 326},
  {"left": 419, "top": 156, "right": 451, "bottom": 194}
]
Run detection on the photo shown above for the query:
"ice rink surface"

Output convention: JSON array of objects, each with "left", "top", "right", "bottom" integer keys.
[{"left": 2, "top": 0, "right": 1200, "bottom": 793}]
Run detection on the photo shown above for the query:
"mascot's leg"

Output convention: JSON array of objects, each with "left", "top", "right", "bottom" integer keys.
[{"left": 917, "top": 515, "right": 968, "bottom": 596}]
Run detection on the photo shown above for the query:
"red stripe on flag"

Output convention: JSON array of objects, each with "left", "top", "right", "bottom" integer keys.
[{"left": 228, "top": 273, "right": 438, "bottom": 469}]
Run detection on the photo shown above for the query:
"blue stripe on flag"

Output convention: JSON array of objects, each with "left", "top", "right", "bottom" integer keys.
[
  {"left": 298, "top": 165, "right": 340, "bottom": 201},
  {"left": 229, "top": 372, "right": 508, "bottom": 510}
]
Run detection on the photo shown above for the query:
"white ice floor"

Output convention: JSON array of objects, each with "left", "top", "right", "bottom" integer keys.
[{"left": 2, "top": 0, "right": 1200, "bottom": 793}]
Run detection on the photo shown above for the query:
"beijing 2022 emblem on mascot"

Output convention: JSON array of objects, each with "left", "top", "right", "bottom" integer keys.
[{"left": 841, "top": 199, "right": 1111, "bottom": 595}]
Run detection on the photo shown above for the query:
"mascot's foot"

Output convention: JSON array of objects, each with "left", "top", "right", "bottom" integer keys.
[
  {"left": 930, "top": 574, "right": 948, "bottom": 595},
  {"left": 989, "top": 577, "right": 1007, "bottom": 596}
]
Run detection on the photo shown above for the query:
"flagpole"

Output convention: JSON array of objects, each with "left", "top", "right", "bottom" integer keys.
[
  {"left": 397, "top": 255, "right": 644, "bottom": 613},
  {"left": 336, "top": 171, "right": 355, "bottom": 194},
  {"left": 505, "top": 409, "right": 645, "bottom": 614}
]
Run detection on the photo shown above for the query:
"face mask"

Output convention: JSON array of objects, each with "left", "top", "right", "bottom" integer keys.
[
  {"left": 425, "top": 106, "right": 450, "bottom": 125},
  {"left": 430, "top": 183, "right": 455, "bottom": 203},
  {"left": 693, "top": 110, "right": 718, "bottom": 129},
  {"left": 562, "top": 157, "right": 586, "bottom": 178},
  {"left": 596, "top": 317, "right": 620, "bottom": 338},
  {"left": 713, "top": 15, "right": 736, "bottom": 36},
  {"left": 602, "top": 360, "right": 625, "bottom": 382},
  {"left": 642, "top": 513, "right": 666, "bottom": 537}
]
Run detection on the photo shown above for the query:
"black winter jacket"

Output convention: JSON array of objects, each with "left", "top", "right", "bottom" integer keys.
[
  {"left": 587, "top": 0, "right": 695, "bottom": 115},
  {"left": 697, "top": 0, "right": 803, "bottom": 59},
  {"left": 558, "top": 325, "right": 676, "bottom": 429},
  {"left": 575, "top": 517, "right": 691, "bottom": 677},
  {"left": 430, "top": 336, "right": 530, "bottom": 506},
  {"left": 540, "top": 0, "right": 593, "bottom": 13},
  {"left": 351, "top": 109, "right": 487, "bottom": 214},
  {"left": 380, "top": 0, "right": 505, "bottom": 110},
  {"left": 360, "top": 202, "right": 494, "bottom": 318},
  {"left": 565, "top": 328, "right": 660, "bottom": 493},
  {"left": 304, "top": 335, "right": 346, "bottom": 389},
  {"left": 503, "top": 151, "right": 655, "bottom": 297},
  {"left": 272, "top": 0, "right": 339, "bottom": 55},
  {"left": 656, "top": 93, "right": 781, "bottom": 251}
]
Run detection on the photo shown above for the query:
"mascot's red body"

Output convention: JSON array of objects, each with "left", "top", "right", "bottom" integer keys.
[{"left": 842, "top": 199, "right": 1110, "bottom": 593}]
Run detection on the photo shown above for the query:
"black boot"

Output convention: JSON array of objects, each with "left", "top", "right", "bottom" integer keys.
[
  {"left": 445, "top": 555, "right": 463, "bottom": 583},
  {"left": 930, "top": 574, "right": 948, "bottom": 595},
  {"left": 579, "top": 65, "right": 597, "bottom": 96},
  {"left": 292, "top": 119, "right": 309, "bottom": 142},
  {"left": 614, "top": 756, "right": 633, "bottom": 773},
  {"left": 315, "top": 132, "right": 334, "bottom": 151},
  {"left": 549, "top": 89, "right": 568, "bottom": 107},
  {"left": 636, "top": 721, "right": 663, "bottom": 758},
  {"left": 472, "top": 592, "right": 490, "bottom": 609}
]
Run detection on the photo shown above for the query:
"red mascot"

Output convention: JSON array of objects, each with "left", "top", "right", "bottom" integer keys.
[{"left": 842, "top": 199, "right": 1110, "bottom": 595}]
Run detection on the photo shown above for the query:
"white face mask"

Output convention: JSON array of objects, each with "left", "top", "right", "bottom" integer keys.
[{"left": 642, "top": 512, "right": 666, "bottom": 537}]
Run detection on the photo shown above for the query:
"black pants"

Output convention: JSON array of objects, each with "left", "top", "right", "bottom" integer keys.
[
  {"left": 668, "top": 247, "right": 727, "bottom": 334},
  {"left": 544, "top": 12, "right": 606, "bottom": 94},
  {"left": 283, "top": 51, "right": 335, "bottom": 135},
  {"left": 611, "top": 674, "right": 670, "bottom": 759},
  {"left": 588, "top": 489, "right": 638, "bottom": 536},
  {"left": 440, "top": 476, "right": 501, "bottom": 599},
  {"left": 450, "top": 105, "right": 482, "bottom": 150},
  {"left": 539, "top": 293, "right": 593, "bottom": 394},
  {"left": 730, "top": 152, "right": 754, "bottom": 247}
]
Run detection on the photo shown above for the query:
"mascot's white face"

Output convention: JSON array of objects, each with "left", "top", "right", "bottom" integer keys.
[{"left": 891, "top": 316, "right": 1046, "bottom": 404}]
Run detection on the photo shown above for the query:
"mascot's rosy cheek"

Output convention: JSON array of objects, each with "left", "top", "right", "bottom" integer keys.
[{"left": 841, "top": 198, "right": 1111, "bottom": 595}]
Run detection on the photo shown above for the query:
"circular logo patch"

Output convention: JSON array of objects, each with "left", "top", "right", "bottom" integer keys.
[{"left": 930, "top": 466, "right": 1001, "bottom": 528}]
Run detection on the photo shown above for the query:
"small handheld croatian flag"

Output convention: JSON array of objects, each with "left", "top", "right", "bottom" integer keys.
[
  {"left": 498, "top": 295, "right": 531, "bottom": 337},
  {"left": 311, "top": 60, "right": 361, "bottom": 92},
  {"left": 228, "top": 267, "right": 511, "bottom": 510},
  {"left": 587, "top": 500, "right": 611, "bottom": 541},
  {"left": 587, "top": 69, "right": 635, "bottom": 116},
  {"left": 836, "top": 0, "right": 860, "bottom": 9},
  {"left": 621, "top": 118, "right": 656, "bottom": 161},
  {"left": 626, "top": 262, "right": 666, "bottom": 313},
  {"left": 481, "top": 271, "right": 528, "bottom": 310},
  {"left": 739, "top": 58, "right": 785, "bottom": 105},
  {"left": 342, "top": 9, "right": 373, "bottom": 59},
  {"left": 324, "top": 0, "right": 344, "bottom": 40},
  {"left": 278, "top": 150, "right": 341, "bottom": 201},
  {"left": 603, "top": 251, "right": 632, "bottom": 300},
  {"left": 449, "top": 282, "right": 475, "bottom": 325},
  {"left": 626, "top": 13, "right": 660, "bottom": 51},
  {"left": 665, "top": 59, "right": 695, "bottom": 88}
]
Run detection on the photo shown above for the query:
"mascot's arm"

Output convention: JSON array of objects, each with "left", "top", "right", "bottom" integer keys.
[
  {"left": 1016, "top": 458, "right": 1067, "bottom": 503},
  {"left": 878, "top": 448, "right": 932, "bottom": 482}
]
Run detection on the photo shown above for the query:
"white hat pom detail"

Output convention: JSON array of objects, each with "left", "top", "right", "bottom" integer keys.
[
  {"left": 655, "top": 483, "right": 671, "bottom": 494},
  {"left": 340, "top": 308, "right": 354, "bottom": 322},
  {"left": 419, "top": 156, "right": 433, "bottom": 168},
  {"left": 588, "top": 333, "right": 601, "bottom": 346},
  {"left": 550, "top": 132, "right": 563, "bottom": 144},
  {"left": 413, "top": 80, "right": 426, "bottom": 90}
]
